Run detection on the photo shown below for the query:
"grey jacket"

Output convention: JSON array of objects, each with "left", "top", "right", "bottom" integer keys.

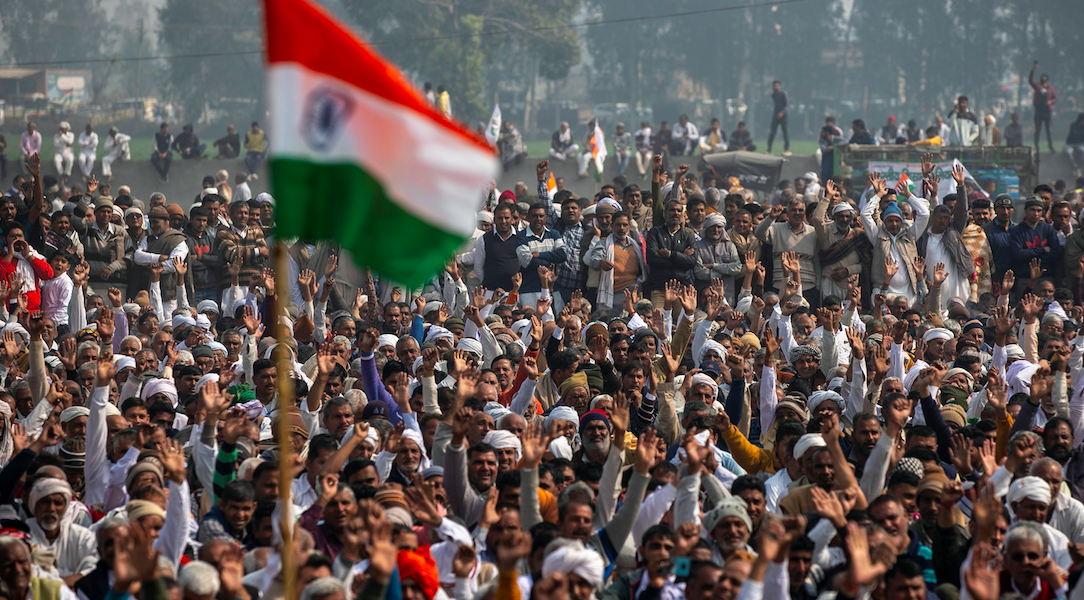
[
  {"left": 693, "top": 232, "right": 743, "bottom": 298},
  {"left": 916, "top": 184, "right": 975, "bottom": 280}
]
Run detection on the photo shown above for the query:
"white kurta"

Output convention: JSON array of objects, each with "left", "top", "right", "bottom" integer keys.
[
  {"left": 28, "top": 518, "right": 99, "bottom": 577},
  {"left": 925, "top": 232, "right": 971, "bottom": 303}
]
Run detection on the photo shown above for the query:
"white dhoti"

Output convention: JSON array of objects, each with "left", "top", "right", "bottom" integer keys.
[
  {"left": 577, "top": 151, "right": 593, "bottom": 175},
  {"left": 102, "top": 151, "right": 123, "bottom": 176},
  {"left": 79, "top": 152, "right": 96, "bottom": 177},
  {"left": 549, "top": 144, "right": 579, "bottom": 161},
  {"left": 54, "top": 151, "right": 74, "bottom": 177}
]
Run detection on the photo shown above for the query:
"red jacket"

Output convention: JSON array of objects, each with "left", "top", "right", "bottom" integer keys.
[{"left": 0, "top": 254, "right": 55, "bottom": 311}]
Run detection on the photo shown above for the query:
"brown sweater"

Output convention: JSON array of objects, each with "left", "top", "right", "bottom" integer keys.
[{"left": 216, "top": 224, "right": 268, "bottom": 283}]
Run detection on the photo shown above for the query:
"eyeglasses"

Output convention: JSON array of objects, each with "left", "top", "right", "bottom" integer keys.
[{"left": 1009, "top": 552, "right": 1042, "bottom": 562}]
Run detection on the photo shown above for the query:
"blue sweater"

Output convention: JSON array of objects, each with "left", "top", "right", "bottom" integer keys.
[{"left": 1009, "top": 219, "right": 1061, "bottom": 275}]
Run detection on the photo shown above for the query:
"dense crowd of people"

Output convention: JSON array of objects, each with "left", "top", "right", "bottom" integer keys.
[{"left": 4, "top": 81, "right": 1084, "bottom": 600}]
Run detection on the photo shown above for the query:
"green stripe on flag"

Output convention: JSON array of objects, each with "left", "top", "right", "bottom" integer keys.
[{"left": 271, "top": 158, "right": 467, "bottom": 288}]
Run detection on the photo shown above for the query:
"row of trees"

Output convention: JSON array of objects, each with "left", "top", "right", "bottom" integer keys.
[{"left": 0, "top": 0, "right": 1079, "bottom": 135}]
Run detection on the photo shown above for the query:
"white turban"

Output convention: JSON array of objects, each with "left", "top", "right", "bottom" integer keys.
[
  {"left": 1005, "top": 344, "right": 1025, "bottom": 361},
  {"left": 197, "top": 300, "right": 220, "bottom": 315},
  {"left": 483, "top": 430, "right": 522, "bottom": 462},
  {"left": 510, "top": 319, "right": 532, "bottom": 338},
  {"left": 195, "top": 373, "right": 219, "bottom": 394},
  {"left": 456, "top": 337, "right": 483, "bottom": 357},
  {"left": 689, "top": 373, "right": 719, "bottom": 400},
  {"left": 808, "top": 390, "right": 845, "bottom": 414},
  {"left": 104, "top": 402, "right": 123, "bottom": 417},
  {"left": 113, "top": 355, "right": 136, "bottom": 371},
  {"left": 793, "top": 433, "right": 826, "bottom": 460},
  {"left": 377, "top": 334, "right": 399, "bottom": 350},
  {"left": 172, "top": 314, "right": 196, "bottom": 329},
  {"left": 695, "top": 339, "right": 727, "bottom": 365},
  {"left": 1008, "top": 476, "right": 1052, "bottom": 506},
  {"left": 398, "top": 429, "right": 430, "bottom": 468},
  {"left": 196, "top": 314, "right": 212, "bottom": 331},
  {"left": 424, "top": 326, "right": 454, "bottom": 344},
  {"left": 923, "top": 328, "right": 953, "bottom": 342},
  {"left": 832, "top": 202, "right": 854, "bottom": 215},
  {"left": 544, "top": 406, "right": 579, "bottom": 429},
  {"left": 477, "top": 211, "right": 493, "bottom": 224},
  {"left": 542, "top": 542, "right": 605, "bottom": 588},
  {"left": 942, "top": 367, "right": 974, "bottom": 387},
  {"left": 484, "top": 402, "right": 512, "bottom": 422},
  {"left": 827, "top": 377, "right": 845, "bottom": 393},
  {"left": 141, "top": 378, "right": 179, "bottom": 406},
  {"left": 59, "top": 406, "right": 90, "bottom": 424},
  {"left": 703, "top": 213, "right": 727, "bottom": 230},
  {"left": 28, "top": 478, "right": 73, "bottom": 514},
  {"left": 207, "top": 341, "right": 227, "bottom": 355}
]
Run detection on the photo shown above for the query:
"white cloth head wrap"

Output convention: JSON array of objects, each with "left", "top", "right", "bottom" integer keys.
[
  {"left": 943, "top": 367, "right": 974, "bottom": 387},
  {"left": 424, "top": 326, "right": 454, "bottom": 344},
  {"left": 703, "top": 213, "right": 727, "bottom": 230},
  {"left": 483, "top": 402, "right": 512, "bottom": 422},
  {"left": 808, "top": 390, "right": 845, "bottom": 413},
  {"left": 377, "top": 334, "right": 399, "bottom": 350},
  {"left": 544, "top": 406, "right": 579, "bottom": 429},
  {"left": 196, "top": 300, "right": 220, "bottom": 314},
  {"left": 172, "top": 314, "right": 196, "bottom": 329},
  {"left": 398, "top": 429, "right": 430, "bottom": 469},
  {"left": 923, "top": 328, "right": 953, "bottom": 342},
  {"left": 28, "top": 478, "right": 73, "bottom": 514},
  {"left": 195, "top": 373, "right": 219, "bottom": 393},
  {"left": 59, "top": 406, "right": 90, "bottom": 424},
  {"left": 793, "top": 433, "right": 827, "bottom": 460},
  {"left": 114, "top": 355, "right": 136, "bottom": 371},
  {"left": 141, "top": 378, "right": 179, "bottom": 406},
  {"left": 827, "top": 377, "right": 845, "bottom": 392},
  {"left": 1005, "top": 344, "right": 1025, "bottom": 360},
  {"left": 1008, "top": 476, "right": 1052, "bottom": 506},
  {"left": 483, "top": 430, "right": 522, "bottom": 462},
  {"left": 207, "top": 341, "right": 227, "bottom": 355},
  {"left": 104, "top": 402, "right": 123, "bottom": 417},
  {"left": 456, "top": 337, "right": 483, "bottom": 357},
  {"left": 832, "top": 202, "right": 854, "bottom": 215},
  {"left": 695, "top": 339, "right": 727, "bottom": 365},
  {"left": 541, "top": 542, "right": 605, "bottom": 588},
  {"left": 510, "top": 319, "right": 532, "bottom": 338},
  {"left": 688, "top": 373, "right": 719, "bottom": 400},
  {"left": 477, "top": 211, "right": 493, "bottom": 224}
]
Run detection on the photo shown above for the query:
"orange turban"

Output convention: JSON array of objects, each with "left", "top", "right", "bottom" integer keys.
[{"left": 397, "top": 547, "right": 439, "bottom": 600}]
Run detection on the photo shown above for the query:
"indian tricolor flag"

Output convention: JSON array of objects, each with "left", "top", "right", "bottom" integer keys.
[
  {"left": 896, "top": 172, "right": 915, "bottom": 196},
  {"left": 264, "top": 0, "right": 499, "bottom": 286},
  {"left": 545, "top": 172, "right": 557, "bottom": 200}
]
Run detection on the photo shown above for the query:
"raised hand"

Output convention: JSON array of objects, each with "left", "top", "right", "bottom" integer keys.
[
  {"left": 1001, "top": 269, "right": 1015, "bottom": 294},
  {"left": 521, "top": 421, "right": 551, "bottom": 468},
  {"left": 920, "top": 153, "right": 934, "bottom": 178},
  {"left": 951, "top": 162, "right": 966, "bottom": 187},
  {"left": 763, "top": 326, "right": 779, "bottom": 357},
  {"left": 634, "top": 428, "right": 658, "bottom": 475},
  {"left": 884, "top": 255, "right": 899, "bottom": 280},
  {"left": 932, "top": 262, "right": 948, "bottom": 287}
]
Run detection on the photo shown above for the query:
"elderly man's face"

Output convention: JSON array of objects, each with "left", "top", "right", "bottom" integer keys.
[{"left": 33, "top": 493, "right": 68, "bottom": 532}]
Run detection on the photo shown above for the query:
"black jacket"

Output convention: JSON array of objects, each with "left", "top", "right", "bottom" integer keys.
[{"left": 644, "top": 224, "right": 697, "bottom": 291}]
